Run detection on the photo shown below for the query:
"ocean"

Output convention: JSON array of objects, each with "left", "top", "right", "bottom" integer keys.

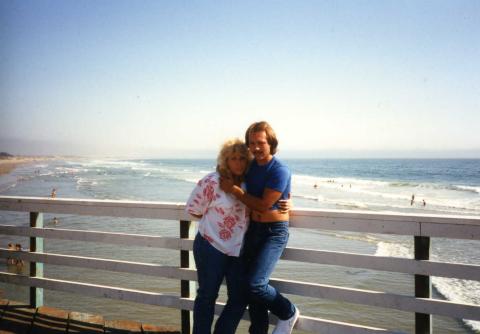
[{"left": 0, "top": 158, "right": 479, "bottom": 333}]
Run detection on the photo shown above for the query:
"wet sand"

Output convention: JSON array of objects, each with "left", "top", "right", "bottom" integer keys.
[{"left": 0, "top": 157, "right": 56, "bottom": 175}]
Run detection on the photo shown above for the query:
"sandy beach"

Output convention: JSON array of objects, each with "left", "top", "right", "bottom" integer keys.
[{"left": 0, "top": 156, "right": 57, "bottom": 176}]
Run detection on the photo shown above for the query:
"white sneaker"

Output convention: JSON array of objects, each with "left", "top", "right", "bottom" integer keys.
[{"left": 272, "top": 306, "right": 300, "bottom": 334}]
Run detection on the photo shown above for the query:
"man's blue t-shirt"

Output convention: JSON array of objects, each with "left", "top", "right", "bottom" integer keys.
[{"left": 245, "top": 156, "right": 291, "bottom": 210}]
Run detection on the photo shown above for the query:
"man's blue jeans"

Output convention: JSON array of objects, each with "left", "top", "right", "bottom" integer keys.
[
  {"left": 243, "top": 221, "right": 296, "bottom": 334},
  {"left": 193, "top": 233, "right": 247, "bottom": 334}
]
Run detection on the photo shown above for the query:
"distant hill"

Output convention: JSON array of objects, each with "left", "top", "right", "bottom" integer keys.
[{"left": 0, "top": 152, "right": 14, "bottom": 158}]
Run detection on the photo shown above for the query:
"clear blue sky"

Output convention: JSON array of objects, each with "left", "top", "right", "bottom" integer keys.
[{"left": 1, "top": 0, "right": 479, "bottom": 157}]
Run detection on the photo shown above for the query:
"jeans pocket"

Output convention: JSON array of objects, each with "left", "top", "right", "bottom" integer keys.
[{"left": 267, "top": 224, "right": 289, "bottom": 243}]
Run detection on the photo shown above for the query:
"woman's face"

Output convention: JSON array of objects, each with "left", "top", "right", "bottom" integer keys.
[{"left": 227, "top": 151, "right": 248, "bottom": 176}]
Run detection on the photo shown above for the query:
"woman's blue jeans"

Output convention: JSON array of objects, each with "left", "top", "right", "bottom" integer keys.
[
  {"left": 243, "top": 221, "right": 295, "bottom": 334},
  {"left": 193, "top": 233, "right": 247, "bottom": 334}
]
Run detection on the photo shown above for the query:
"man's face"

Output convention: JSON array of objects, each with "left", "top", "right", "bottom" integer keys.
[{"left": 248, "top": 131, "right": 272, "bottom": 164}]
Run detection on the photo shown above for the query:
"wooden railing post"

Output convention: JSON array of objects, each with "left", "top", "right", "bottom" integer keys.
[
  {"left": 414, "top": 236, "right": 432, "bottom": 334},
  {"left": 29, "top": 211, "right": 44, "bottom": 308},
  {"left": 180, "top": 220, "right": 195, "bottom": 334}
]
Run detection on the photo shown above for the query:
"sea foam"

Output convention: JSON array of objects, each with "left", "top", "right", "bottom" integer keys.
[{"left": 375, "top": 241, "right": 480, "bottom": 332}]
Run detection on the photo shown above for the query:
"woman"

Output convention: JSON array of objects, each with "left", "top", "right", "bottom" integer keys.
[
  {"left": 186, "top": 138, "right": 250, "bottom": 334},
  {"left": 220, "top": 121, "right": 299, "bottom": 334}
]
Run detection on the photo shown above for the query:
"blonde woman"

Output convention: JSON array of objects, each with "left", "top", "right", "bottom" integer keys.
[{"left": 186, "top": 138, "right": 251, "bottom": 334}]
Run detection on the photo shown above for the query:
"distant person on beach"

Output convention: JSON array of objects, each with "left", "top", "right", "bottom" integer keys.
[
  {"left": 15, "top": 243, "right": 24, "bottom": 267},
  {"left": 221, "top": 121, "right": 299, "bottom": 334},
  {"left": 7, "top": 243, "right": 16, "bottom": 265},
  {"left": 422, "top": 199, "right": 426, "bottom": 207},
  {"left": 51, "top": 188, "right": 57, "bottom": 198},
  {"left": 411, "top": 194, "right": 415, "bottom": 206}
]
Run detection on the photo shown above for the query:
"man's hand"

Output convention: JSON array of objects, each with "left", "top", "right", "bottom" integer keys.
[
  {"left": 219, "top": 176, "right": 235, "bottom": 193},
  {"left": 220, "top": 177, "right": 283, "bottom": 213},
  {"left": 278, "top": 193, "right": 292, "bottom": 213}
]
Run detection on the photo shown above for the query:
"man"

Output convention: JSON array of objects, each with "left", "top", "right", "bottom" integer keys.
[{"left": 221, "top": 121, "right": 299, "bottom": 334}]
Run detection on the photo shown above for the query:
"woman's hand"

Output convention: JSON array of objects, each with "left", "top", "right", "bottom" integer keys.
[
  {"left": 278, "top": 194, "right": 293, "bottom": 213},
  {"left": 219, "top": 176, "right": 235, "bottom": 193}
]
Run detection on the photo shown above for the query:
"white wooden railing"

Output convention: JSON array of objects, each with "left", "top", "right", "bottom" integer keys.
[{"left": 0, "top": 196, "right": 479, "bottom": 334}]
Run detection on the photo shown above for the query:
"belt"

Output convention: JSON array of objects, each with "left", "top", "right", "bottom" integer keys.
[{"left": 251, "top": 210, "right": 289, "bottom": 223}]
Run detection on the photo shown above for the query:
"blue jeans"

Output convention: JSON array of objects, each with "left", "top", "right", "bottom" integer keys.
[
  {"left": 243, "top": 221, "right": 295, "bottom": 334},
  {"left": 193, "top": 233, "right": 247, "bottom": 334}
]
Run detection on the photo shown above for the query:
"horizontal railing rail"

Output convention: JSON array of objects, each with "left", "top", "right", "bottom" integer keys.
[
  {"left": 1, "top": 196, "right": 479, "bottom": 238},
  {"left": 1, "top": 227, "right": 479, "bottom": 281},
  {"left": 1, "top": 195, "right": 479, "bottom": 334},
  {"left": 0, "top": 272, "right": 399, "bottom": 334},
  {"left": 1, "top": 248, "right": 479, "bottom": 320}
]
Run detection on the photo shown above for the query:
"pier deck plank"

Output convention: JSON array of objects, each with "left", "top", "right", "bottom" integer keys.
[
  {"left": 0, "top": 300, "right": 8, "bottom": 320},
  {"left": 67, "top": 311, "right": 104, "bottom": 333},
  {"left": 0, "top": 301, "right": 36, "bottom": 334},
  {"left": 30, "top": 306, "right": 70, "bottom": 334},
  {"left": 142, "top": 323, "right": 181, "bottom": 334},
  {"left": 0, "top": 298, "right": 180, "bottom": 334},
  {"left": 105, "top": 319, "right": 142, "bottom": 333}
]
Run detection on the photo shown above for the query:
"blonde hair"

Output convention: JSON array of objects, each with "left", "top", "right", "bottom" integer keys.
[{"left": 216, "top": 138, "right": 250, "bottom": 179}]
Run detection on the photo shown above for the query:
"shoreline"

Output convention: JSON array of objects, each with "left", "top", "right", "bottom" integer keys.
[{"left": 0, "top": 156, "right": 58, "bottom": 176}]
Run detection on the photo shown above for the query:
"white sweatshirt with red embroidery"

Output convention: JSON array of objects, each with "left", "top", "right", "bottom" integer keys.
[{"left": 186, "top": 172, "right": 249, "bottom": 256}]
